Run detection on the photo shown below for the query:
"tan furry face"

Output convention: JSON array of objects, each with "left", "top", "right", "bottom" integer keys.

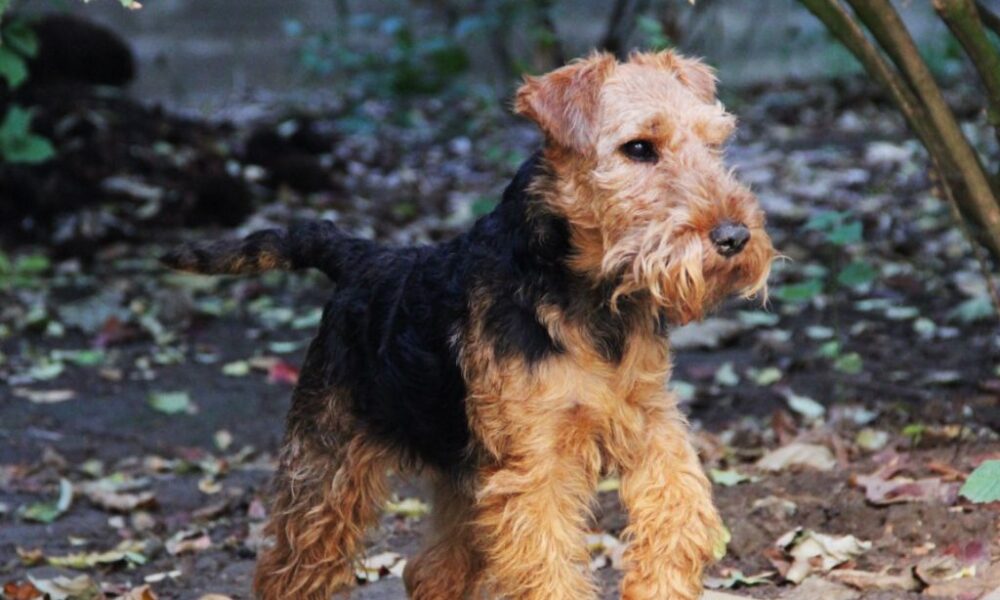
[{"left": 516, "top": 51, "right": 775, "bottom": 323}]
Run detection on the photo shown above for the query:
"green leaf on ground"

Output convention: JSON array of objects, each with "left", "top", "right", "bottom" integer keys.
[
  {"left": 28, "top": 360, "right": 64, "bottom": 381},
  {"left": 222, "top": 360, "right": 251, "bottom": 376},
  {"left": 749, "top": 367, "right": 782, "bottom": 386},
  {"left": 712, "top": 523, "right": 731, "bottom": 561},
  {"left": 805, "top": 325, "right": 834, "bottom": 340},
  {"left": 710, "top": 468, "right": 755, "bottom": 487},
  {"left": 913, "top": 317, "right": 936, "bottom": 338},
  {"left": 784, "top": 390, "right": 825, "bottom": 420},
  {"left": 836, "top": 261, "right": 877, "bottom": 288},
  {"left": 737, "top": 310, "right": 780, "bottom": 327},
  {"left": 15, "top": 253, "right": 50, "bottom": 273},
  {"left": 0, "top": 106, "right": 55, "bottom": 163},
  {"left": 52, "top": 349, "right": 105, "bottom": 367},
  {"left": 385, "top": 497, "right": 430, "bottom": 518},
  {"left": 714, "top": 362, "right": 739, "bottom": 386},
  {"left": 4, "top": 20, "right": 39, "bottom": 57},
  {"left": 148, "top": 391, "right": 195, "bottom": 415},
  {"left": 818, "top": 340, "right": 840, "bottom": 358},
  {"left": 0, "top": 45, "right": 27, "bottom": 87},
  {"left": 885, "top": 306, "right": 919, "bottom": 320},
  {"left": 960, "top": 460, "right": 1000, "bottom": 503},
  {"left": 855, "top": 428, "right": 890, "bottom": 452},
  {"left": 48, "top": 540, "right": 147, "bottom": 569},
  {"left": 21, "top": 478, "right": 73, "bottom": 523},
  {"left": 772, "top": 279, "right": 823, "bottom": 303},
  {"left": 827, "top": 221, "right": 863, "bottom": 245},
  {"left": 902, "top": 423, "right": 926, "bottom": 444},
  {"left": 834, "top": 352, "right": 863, "bottom": 374},
  {"left": 949, "top": 296, "right": 993, "bottom": 323},
  {"left": 803, "top": 210, "right": 843, "bottom": 231}
]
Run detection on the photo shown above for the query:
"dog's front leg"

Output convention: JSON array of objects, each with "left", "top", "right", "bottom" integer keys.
[
  {"left": 472, "top": 411, "right": 602, "bottom": 600},
  {"left": 618, "top": 402, "right": 723, "bottom": 600}
]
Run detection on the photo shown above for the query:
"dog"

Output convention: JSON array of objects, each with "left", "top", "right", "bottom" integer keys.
[{"left": 163, "top": 49, "right": 774, "bottom": 600}]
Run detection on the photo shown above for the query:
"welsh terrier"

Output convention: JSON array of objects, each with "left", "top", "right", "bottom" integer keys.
[{"left": 164, "top": 50, "right": 774, "bottom": 600}]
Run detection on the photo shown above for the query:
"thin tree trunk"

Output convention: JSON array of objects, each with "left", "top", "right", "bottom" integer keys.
[
  {"left": 975, "top": 0, "right": 1000, "bottom": 34},
  {"left": 844, "top": 0, "right": 1000, "bottom": 261},
  {"left": 799, "top": 0, "right": 963, "bottom": 202},
  {"left": 534, "top": 0, "right": 565, "bottom": 69},
  {"left": 934, "top": 0, "right": 1000, "bottom": 150},
  {"left": 602, "top": 0, "right": 634, "bottom": 57}
]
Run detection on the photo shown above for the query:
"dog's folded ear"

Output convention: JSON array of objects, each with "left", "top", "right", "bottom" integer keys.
[
  {"left": 629, "top": 50, "right": 717, "bottom": 103},
  {"left": 514, "top": 52, "right": 617, "bottom": 154}
]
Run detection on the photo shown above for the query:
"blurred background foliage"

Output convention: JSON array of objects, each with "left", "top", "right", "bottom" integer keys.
[
  {"left": 0, "top": 0, "right": 968, "bottom": 108},
  {"left": 0, "top": 0, "right": 998, "bottom": 283}
]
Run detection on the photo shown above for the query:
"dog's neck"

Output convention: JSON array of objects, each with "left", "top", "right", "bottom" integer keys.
[{"left": 486, "top": 152, "right": 668, "bottom": 363}]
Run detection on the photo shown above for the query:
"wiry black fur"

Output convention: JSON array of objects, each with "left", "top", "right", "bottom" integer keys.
[{"left": 163, "top": 154, "right": 649, "bottom": 471}]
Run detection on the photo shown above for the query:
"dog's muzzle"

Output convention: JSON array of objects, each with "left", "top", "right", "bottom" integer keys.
[{"left": 710, "top": 221, "right": 750, "bottom": 257}]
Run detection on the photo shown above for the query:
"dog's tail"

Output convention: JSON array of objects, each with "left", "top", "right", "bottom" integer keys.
[{"left": 161, "top": 220, "right": 368, "bottom": 281}]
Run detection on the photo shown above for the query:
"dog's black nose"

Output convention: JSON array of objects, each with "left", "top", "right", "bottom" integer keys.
[{"left": 710, "top": 221, "right": 750, "bottom": 257}]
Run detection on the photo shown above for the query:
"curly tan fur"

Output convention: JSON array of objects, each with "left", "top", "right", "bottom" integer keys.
[{"left": 254, "top": 432, "right": 393, "bottom": 600}]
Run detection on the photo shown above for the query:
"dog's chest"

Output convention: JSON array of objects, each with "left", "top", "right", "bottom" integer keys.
[{"left": 521, "top": 328, "right": 672, "bottom": 427}]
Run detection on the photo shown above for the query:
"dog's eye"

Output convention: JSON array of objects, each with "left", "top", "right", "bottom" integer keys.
[{"left": 620, "top": 140, "right": 658, "bottom": 163}]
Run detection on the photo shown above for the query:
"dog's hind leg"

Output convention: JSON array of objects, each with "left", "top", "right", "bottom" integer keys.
[
  {"left": 254, "top": 430, "right": 391, "bottom": 600},
  {"left": 403, "top": 474, "right": 482, "bottom": 599},
  {"left": 253, "top": 368, "right": 392, "bottom": 600}
]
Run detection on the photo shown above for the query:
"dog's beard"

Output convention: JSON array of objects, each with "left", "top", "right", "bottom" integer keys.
[{"left": 604, "top": 227, "right": 773, "bottom": 324}]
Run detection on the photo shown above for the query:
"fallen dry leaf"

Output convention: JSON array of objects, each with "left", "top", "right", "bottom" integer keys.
[
  {"left": 586, "top": 532, "right": 625, "bottom": 571},
  {"left": 47, "top": 540, "right": 146, "bottom": 570},
  {"left": 703, "top": 591, "right": 753, "bottom": 600},
  {"left": 385, "top": 496, "right": 430, "bottom": 518},
  {"left": 774, "top": 528, "right": 871, "bottom": 584},
  {"left": 165, "top": 530, "right": 212, "bottom": 555},
  {"left": 704, "top": 569, "right": 774, "bottom": 589},
  {"left": 16, "top": 547, "right": 45, "bottom": 566},
  {"left": 356, "top": 551, "right": 406, "bottom": 582},
  {"left": 12, "top": 388, "right": 76, "bottom": 404},
  {"left": 756, "top": 442, "right": 836, "bottom": 472},
  {"left": 828, "top": 567, "right": 921, "bottom": 592},
  {"left": 670, "top": 318, "right": 746, "bottom": 350},
  {"left": 143, "top": 571, "right": 181, "bottom": 584},
  {"left": 266, "top": 360, "right": 299, "bottom": 385},
  {"left": 922, "top": 561, "right": 1000, "bottom": 598},
  {"left": 28, "top": 574, "right": 101, "bottom": 600},
  {"left": 854, "top": 457, "right": 960, "bottom": 506},
  {"left": 983, "top": 586, "right": 1000, "bottom": 600},
  {"left": 78, "top": 479, "right": 156, "bottom": 512},
  {"left": 3, "top": 580, "right": 42, "bottom": 600},
  {"left": 779, "top": 576, "right": 859, "bottom": 599},
  {"left": 114, "top": 585, "right": 158, "bottom": 600}
]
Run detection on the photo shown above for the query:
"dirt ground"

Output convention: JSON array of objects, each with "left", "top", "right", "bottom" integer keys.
[{"left": 1, "top": 78, "right": 999, "bottom": 600}]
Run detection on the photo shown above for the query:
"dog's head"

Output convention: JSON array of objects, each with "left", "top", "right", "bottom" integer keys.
[{"left": 516, "top": 50, "right": 774, "bottom": 323}]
